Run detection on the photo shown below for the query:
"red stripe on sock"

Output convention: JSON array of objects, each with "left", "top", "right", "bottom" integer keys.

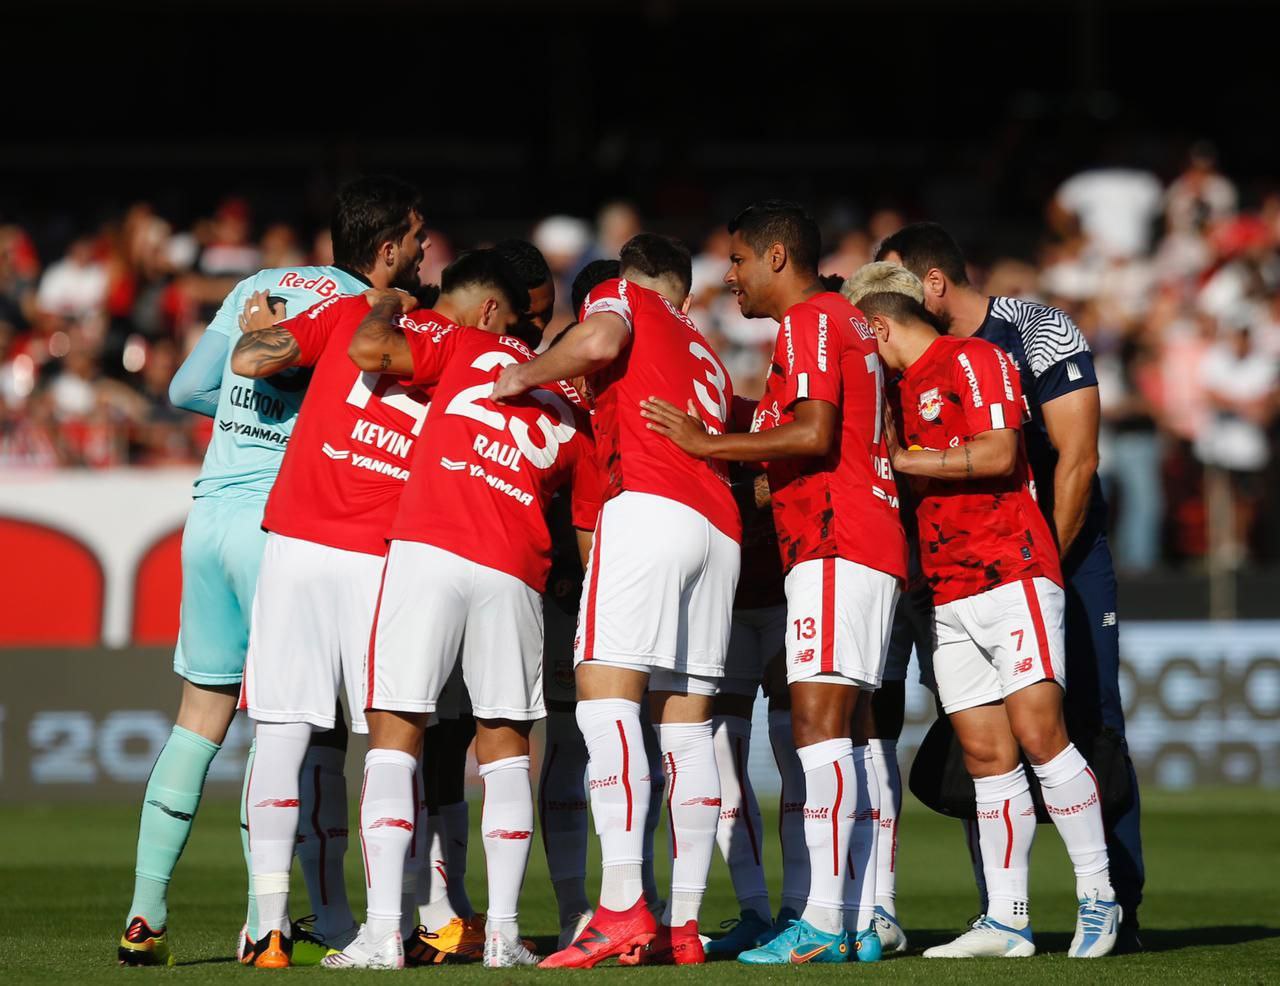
[
  {"left": 311, "top": 764, "right": 329, "bottom": 904},
  {"left": 665, "top": 751, "right": 678, "bottom": 860},
  {"left": 1002, "top": 799, "right": 1014, "bottom": 869},
  {"left": 365, "top": 557, "right": 391, "bottom": 710},
  {"left": 821, "top": 558, "right": 836, "bottom": 673},
  {"left": 832, "top": 760, "right": 844, "bottom": 876},
  {"left": 889, "top": 816, "right": 898, "bottom": 873},
  {"left": 617, "top": 719, "right": 632, "bottom": 831},
  {"left": 583, "top": 521, "right": 604, "bottom": 661},
  {"left": 734, "top": 737, "right": 761, "bottom": 867},
  {"left": 1021, "top": 579, "right": 1054, "bottom": 681}
]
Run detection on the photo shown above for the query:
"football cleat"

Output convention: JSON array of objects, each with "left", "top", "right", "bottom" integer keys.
[
  {"left": 558, "top": 909, "right": 595, "bottom": 951},
  {"left": 289, "top": 915, "right": 356, "bottom": 966},
  {"left": 484, "top": 930, "right": 540, "bottom": 967},
  {"left": 241, "top": 929, "right": 293, "bottom": 969},
  {"left": 738, "top": 918, "right": 850, "bottom": 965},
  {"left": 619, "top": 919, "right": 704, "bottom": 966},
  {"left": 403, "top": 926, "right": 445, "bottom": 967},
  {"left": 705, "top": 909, "right": 772, "bottom": 958},
  {"left": 873, "top": 905, "right": 908, "bottom": 954},
  {"left": 853, "top": 926, "right": 882, "bottom": 963},
  {"left": 411, "top": 916, "right": 483, "bottom": 964},
  {"left": 320, "top": 924, "right": 403, "bottom": 969},
  {"left": 754, "top": 905, "right": 800, "bottom": 947},
  {"left": 538, "top": 898, "right": 658, "bottom": 969},
  {"left": 923, "top": 915, "right": 1035, "bottom": 958},
  {"left": 118, "top": 916, "right": 174, "bottom": 967},
  {"left": 1069, "top": 893, "right": 1122, "bottom": 958}
]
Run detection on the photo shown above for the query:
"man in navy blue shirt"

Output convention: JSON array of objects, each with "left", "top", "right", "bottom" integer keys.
[{"left": 876, "top": 223, "right": 1143, "bottom": 949}]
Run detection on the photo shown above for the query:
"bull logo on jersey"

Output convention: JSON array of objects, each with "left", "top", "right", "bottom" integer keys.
[{"left": 918, "top": 388, "right": 943, "bottom": 422}]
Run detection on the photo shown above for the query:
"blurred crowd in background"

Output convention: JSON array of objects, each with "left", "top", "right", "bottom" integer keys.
[{"left": 2, "top": 144, "right": 1278, "bottom": 572}]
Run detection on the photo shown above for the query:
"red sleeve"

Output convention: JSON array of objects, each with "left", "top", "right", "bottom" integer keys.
[
  {"left": 578, "top": 277, "right": 634, "bottom": 331},
  {"left": 569, "top": 421, "right": 603, "bottom": 531},
  {"left": 280, "top": 295, "right": 345, "bottom": 367},
  {"left": 402, "top": 314, "right": 463, "bottom": 388},
  {"left": 780, "top": 304, "right": 841, "bottom": 408},
  {"left": 956, "top": 341, "right": 1023, "bottom": 435}
]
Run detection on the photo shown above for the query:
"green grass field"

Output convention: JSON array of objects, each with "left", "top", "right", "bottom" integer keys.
[{"left": 1, "top": 789, "right": 1276, "bottom": 984}]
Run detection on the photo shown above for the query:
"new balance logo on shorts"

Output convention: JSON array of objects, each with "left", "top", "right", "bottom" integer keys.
[
  {"left": 795, "top": 648, "right": 815, "bottom": 663},
  {"left": 1014, "top": 656, "right": 1034, "bottom": 675}
]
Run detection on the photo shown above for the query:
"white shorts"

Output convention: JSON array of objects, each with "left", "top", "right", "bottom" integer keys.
[
  {"left": 932, "top": 577, "right": 1066, "bottom": 715},
  {"left": 242, "top": 533, "right": 381, "bottom": 733},
  {"left": 720, "top": 604, "right": 787, "bottom": 697},
  {"left": 370, "top": 541, "right": 545, "bottom": 721},
  {"left": 784, "top": 557, "right": 900, "bottom": 689},
  {"left": 574, "top": 492, "right": 739, "bottom": 679}
]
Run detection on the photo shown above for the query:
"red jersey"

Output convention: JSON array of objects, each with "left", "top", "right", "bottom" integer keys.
[
  {"left": 388, "top": 314, "right": 601, "bottom": 591},
  {"left": 728, "top": 396, "right": 784, "bottom": 610},
  {"left": 262, "top": 295, "right": 430, "bottom": 556},
  {"left": 579, "top": 278, "right": 740, "bottom": 542},
  {"left": 890, "top": 335, "right": 1062, "bottom": 605},
  {"left": 751, "top": 292, "right": 906, "bottom": 580}
]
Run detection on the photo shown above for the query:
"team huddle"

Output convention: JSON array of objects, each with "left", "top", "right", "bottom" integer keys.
[{"left": 118, "top": 178, "right": 1143, "bottom": 970}]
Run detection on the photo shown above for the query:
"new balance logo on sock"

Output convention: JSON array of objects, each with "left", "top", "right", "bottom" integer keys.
[
  {"left": 681, "top": 797, "right": 722, "bottom": 807},
  {"left": 254, "top": 798, "right": 301, "bottom": 808},
  {"left": 484, "top": 829, "right": 532, "bottom": 840},
  {"left": 146, "top": 800, "right": 193, "bottom": 822},
  {"left": 847, "top": 807, "right": 881, "bottom": 821},
  {"left": 369, "top": 817, "right": 414, "bottom": 831}
]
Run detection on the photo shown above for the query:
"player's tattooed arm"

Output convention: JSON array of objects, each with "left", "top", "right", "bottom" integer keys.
[
  {"left": 349, "top": 290, "right": 415, "bottom": 376},
  {"left": 229, "top": 327, "right": 302, "bottom": 378},
  {"left": 893, "top": 429, "right": 1016, "bottom": 481}
]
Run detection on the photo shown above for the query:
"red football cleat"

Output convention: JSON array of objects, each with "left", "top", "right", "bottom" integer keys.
[
  {"left": 538, "top": 899, "right": 657, "bottom": 969},
  {"left": 619, "top": 919, "right": 705, "bottom": 966}
]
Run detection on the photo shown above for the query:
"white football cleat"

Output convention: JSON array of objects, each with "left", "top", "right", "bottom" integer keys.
[
  {"left": 873, "top": 906, "right": 909, "bottom": 954},
  {"left": 923, "top": 915, "right": 1035, "bottom": 958},
  {"left": 320, "top": 924, "right": 404, "bottom": 969},
  {"left": 484, "top": 931, "right": 540, "bottom": 968},
  {"left": 557, "top": 910, "right": 594, "bottom": 951},
  {"left": 1069, "top": 892, "right": 1122, "bottom": 958}
]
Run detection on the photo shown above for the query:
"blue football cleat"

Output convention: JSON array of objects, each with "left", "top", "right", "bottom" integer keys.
[
  {"left": 705, "top": 910, "right": 772, "bottom": 957},
  {"left": 754, "top": 906, "right": 800, "bottom": 947},
  {"left": 853, "top": 927, "right": 882, "bottom": 962},
  {"left": 1069, "top": 893, "right": 1122, "bottom": 958},
  {"left": 738, "top": 918, "right": 850, "bottom": 965}
]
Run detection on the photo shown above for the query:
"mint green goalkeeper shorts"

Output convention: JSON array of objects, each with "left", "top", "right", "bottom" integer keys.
[{"left": 173, "top": 496, "right": 269, "bottom": 686}]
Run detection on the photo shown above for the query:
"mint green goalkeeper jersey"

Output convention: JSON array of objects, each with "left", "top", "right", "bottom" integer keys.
[{"left": 192, "top": 265, "right": 370, "bottom": 501}]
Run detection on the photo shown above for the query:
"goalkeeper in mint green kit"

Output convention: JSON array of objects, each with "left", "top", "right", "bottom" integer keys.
[{"left": 119, "top": 176, "right": 425, "bottom": 967}]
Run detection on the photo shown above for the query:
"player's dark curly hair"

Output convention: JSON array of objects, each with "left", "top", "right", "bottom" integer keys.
[
  {"left": 571, "top": 259, "right": 621, "bottom": 315},
  {"left": 331, "top": 175, "right": 423, "bottom": 274},
  {"left": 875, "top": 221, "right": 970, "bottom": 286},
  {"left": 440, "top": 249, "right": 530, "bottom": 313},
  {"left": 619, "top": 233, "right": 692, "bottom": 297},
  {"left": 728, "top": 200, "right": 821, "bottom": 275},
  {"left": 494, "top": 239, "right": 552, "bottom": 289}
]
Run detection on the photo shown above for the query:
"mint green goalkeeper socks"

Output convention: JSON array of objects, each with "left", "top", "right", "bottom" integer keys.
[{"left": 126, "top": 725, "right": 220, "bottom": 930}]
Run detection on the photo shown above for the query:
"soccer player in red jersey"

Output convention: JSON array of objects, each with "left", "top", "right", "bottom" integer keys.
[
  {"left": 492, "top": 234, "right": 740, "bottom": 968},
  {"left": 321, "top": 250, "right": 600, "bottom": 969},
  {"left": 639, "top": 201, "right": 905, "bottom": 965},
  {"left": 850, "top": 263, "right": 1120, "bottom": 960},
  {"left": 227, "top": 247, "right": 527, "bottom": 969}
]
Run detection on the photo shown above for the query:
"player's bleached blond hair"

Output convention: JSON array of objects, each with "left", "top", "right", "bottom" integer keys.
[{"left": 841, "top": 261, "right": 925, "bottom": 308}]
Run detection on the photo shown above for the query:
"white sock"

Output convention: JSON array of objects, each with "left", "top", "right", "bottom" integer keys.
[
  {"left": 360, "top": 748, "right": 417, "bottom": 941},
  {"left": 479, "top": 755, "right": 533, "bottom": 937},
  {"left": 867, "top": 739, "right": 900, "bottom": 918},
  {"left": 797, "top": 738, "right": 855, "bottom": 935},
  {"left": 641, "top": 712, "right": 665, "bottom": 908},
  {"left": 712, "top": 715, "right": 770, "bottom": 922},
  {"left": 439, "top": 801, "right": 474, "bottom": 918},
  {"left": 973, "top": 766, "right": 1036, "bottom": 927},
  {"left": 843, "top": 746, "right": 879, "bottom": 933},
  {"left": 768, "top": 710, "right": 809, "bottom": 915},
  {"left": 1031, "top": 744, "right": 1114, "bottom": 900},
  {"left": 659, "top": 720, "right": 719, "bottom": 927},
  {"left": 399, "top": 762, "right": 426, "bottom": 939},
  {"left": 296, "top": 743, "right": 354, "bottom": 940},
  {"left": 247, "top": 721, "right": 313, "bottom": 934},
  {"left": 963, "top": 817, "right": 990, "bottom": 913},
  {"left": 415, "top": 813, "right": 459, "bottom": 930},
  {"left": 576, "top": 698, "right": 649, "bottom": 910},
  {"left": 539, "top": 712, "right": 591, "bottom": 927}
]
